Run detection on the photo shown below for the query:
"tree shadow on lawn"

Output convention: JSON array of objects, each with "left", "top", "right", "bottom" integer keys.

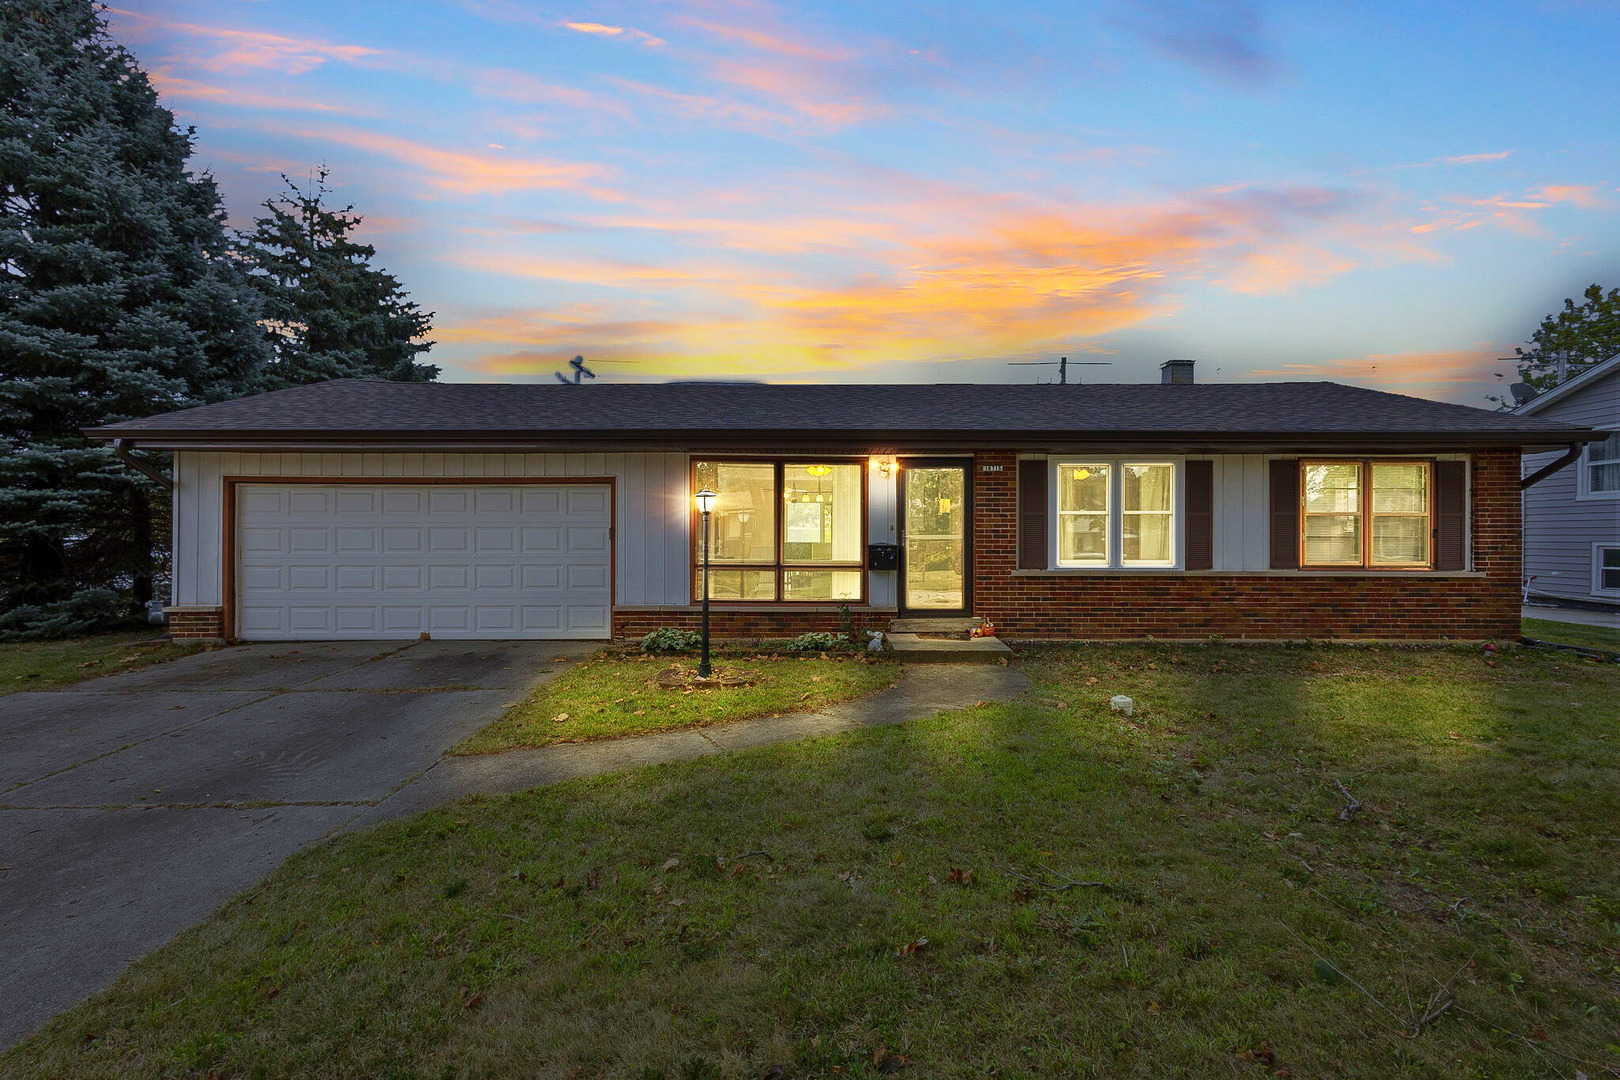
[{"left": 6, "top": 645, "right": 1618, "bottom": 1079}]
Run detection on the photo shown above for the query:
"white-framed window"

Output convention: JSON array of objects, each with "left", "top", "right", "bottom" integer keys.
[
  {"left": 1578, "top": 431, "right": 1620, "bottom": 500},
  {"left": 1051, "top": 460, "right": 1179, "bottom": 568},
  {"left": 1595, "top": 544, "right": 1620, "bottom": 597}
]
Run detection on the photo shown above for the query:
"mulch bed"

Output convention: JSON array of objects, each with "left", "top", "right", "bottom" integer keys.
[{"left": 653, "top": 664, "right": 761, "bottom": 690}]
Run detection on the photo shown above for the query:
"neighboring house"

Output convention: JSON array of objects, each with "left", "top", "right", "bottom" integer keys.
[
  {"left": 89, "top": 362, "right": 1592, "bottom": 642},
  {"left": 1513, "top": 353, "right": 1620, "bottom": 609}
]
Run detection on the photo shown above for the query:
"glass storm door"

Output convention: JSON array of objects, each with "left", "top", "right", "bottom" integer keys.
[{"left": 900, "top": 460, "right": 969, "bottom": 614}]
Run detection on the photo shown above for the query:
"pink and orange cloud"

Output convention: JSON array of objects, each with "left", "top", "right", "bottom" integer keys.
[
  {"left": 1245, "top": 346, "right": 1512, "bottom": 395},
  {"left": 282, "top": 127, "right": 619, "bottom": 198},
  {"left": 561, "top": 21, "right": 666, "bottom": 46}
]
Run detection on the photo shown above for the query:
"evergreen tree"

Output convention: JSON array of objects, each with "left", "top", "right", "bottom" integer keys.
[
  {"left": 1515, "top": 284, "right": 1620, "bottom": 389},
  {"left": 0, "top": 0, "right": 268, "bottom": 616},
  {"left": 238, "top": 169, "right": 437, "bottom": 386}
]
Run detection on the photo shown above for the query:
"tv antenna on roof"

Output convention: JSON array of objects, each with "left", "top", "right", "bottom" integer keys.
[
  {"left": 556, "top": 356, "right": 594, "bottom": 384},
  {"left": 553, "top": 355, "right": 635, "bottom": 384},
  {"left": 1007, "top": 356, "right": 1112, "bottom": 385}
]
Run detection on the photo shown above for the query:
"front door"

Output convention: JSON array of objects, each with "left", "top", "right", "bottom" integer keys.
[{"left": 899, "top": 459, "right": 970, "bottom": 615}]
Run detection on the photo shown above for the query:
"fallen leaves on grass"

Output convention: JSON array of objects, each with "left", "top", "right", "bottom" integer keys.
[
  {"left": 872, "top": 1048, "right": 910, "bottom": 1073},
  {"left": 895, "top": 938, "right": 928, "bottom": 958},
  {"left": 552, "top": 712, "right": 570, "bottom": 723}
]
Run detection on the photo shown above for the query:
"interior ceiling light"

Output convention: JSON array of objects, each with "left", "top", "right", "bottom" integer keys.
[
  {"left": 1073, "top": 468, "right": 1091, "bottom": 481},
  {"left": 805, "top": 464, "right": 831, "bottom": 477}
]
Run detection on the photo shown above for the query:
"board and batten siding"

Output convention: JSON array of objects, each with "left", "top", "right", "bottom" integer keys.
[
  {"left": 169, "top": 451, "right": 903, "bottom": 611},
  {"left": 1521, "top": 367, "right": 1620, "bottom": 605},
  {"left": 170, "top": 451, "right": 694, "bottom": 609}
]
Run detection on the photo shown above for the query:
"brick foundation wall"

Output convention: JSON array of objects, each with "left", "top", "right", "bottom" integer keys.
[
  {"left": 970, "top": 449, "right": 1522, "bottom": 640},
  {"left": 164, "top": 606, "right": 226, "bottom": 640},
  {"left": 614, "top": 607, "right": 893, "bottom": 640}
]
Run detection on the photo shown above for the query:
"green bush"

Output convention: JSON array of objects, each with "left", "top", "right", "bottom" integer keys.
[
  {"left": 785, "top": 631, "right": 852, "bottom": 652},
  {"left": 0, "top": 588, "right": 126, "bottom": 642},
  {"left": 640, "top": 628, "right": 703, "bottom": 654}
]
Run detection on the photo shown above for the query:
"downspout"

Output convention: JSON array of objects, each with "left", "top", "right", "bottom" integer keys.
[
  {"left": 1520, "top": 442, "right": 1587, "bottom": 490},
  {"left": 111, "top": 438, "right": 175, "bottom": 492}
]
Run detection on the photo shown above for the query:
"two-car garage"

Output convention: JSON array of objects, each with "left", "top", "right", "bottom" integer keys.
[{"left": 232, "top": 482, "right": 613, "bottom": 640}]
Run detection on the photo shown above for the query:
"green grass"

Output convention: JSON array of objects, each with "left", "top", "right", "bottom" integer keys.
[
  {"left": 8, "top": 644, "right": 1620, "bottom": 1079},
  {"left": 451, "top": 653, "right": 898, "bottom": 754},
  {"left": 1524, "top": 616, "right": 1620, "bottom": 652},
  {"left": 0, "top": 629, "right": 205, "bottom": 696}
]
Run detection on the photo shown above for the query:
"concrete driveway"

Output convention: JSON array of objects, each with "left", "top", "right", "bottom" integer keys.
[{"left": 0, "top": 637, "right": 596, "bottom": 1051}]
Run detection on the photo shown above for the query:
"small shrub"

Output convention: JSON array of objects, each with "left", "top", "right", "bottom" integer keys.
[
  {"left": 786, "top": 631, "right": 851, "bottom": 652},
  {"left": 640, "top": 628, "right": 702, "bottom": 654},
  {"left": 836, "top": 600, "right": 859, "bottom": 641},
  {"left": 0, "top": 588, "right": 126, "bottom": 642}
]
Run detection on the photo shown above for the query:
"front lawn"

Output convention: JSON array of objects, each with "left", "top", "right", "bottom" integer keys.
[
  {"left": 452, "top": 653, "right": 898, "bottom": 754},
  {"left": 8, "top": 644, "right": 1619, "bottom": 1078},
  {"left": 1524, "top": 616, "right": 1620, "bottom": 653},
  {"left": 0, "top": 629, "right": 205, "bottom": 696}
]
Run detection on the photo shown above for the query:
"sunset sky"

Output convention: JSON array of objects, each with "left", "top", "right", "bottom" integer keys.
[{"left": 112, "top": 1, "right": 1620, "bottom": 402}]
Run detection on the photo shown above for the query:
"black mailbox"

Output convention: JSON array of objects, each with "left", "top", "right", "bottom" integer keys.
[{"left": 867, "top": 543, "right": 899, "bottom": 571}]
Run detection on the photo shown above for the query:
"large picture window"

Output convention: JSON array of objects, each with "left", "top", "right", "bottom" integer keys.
[
  {"left": 693, "top": 460, "right": 864, "bottom": 602},
  {"left": 1301, "top": 460, "right": 1431, "bottom": 568},
  {"left": 1053, "top": 461, "right": 1177, "bottom": 568}
]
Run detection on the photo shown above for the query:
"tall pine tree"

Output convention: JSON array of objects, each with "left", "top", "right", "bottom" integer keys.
[
  {"left": 0, "top": 0, "right": 268, "bottom": 615},
  {"left": 238, "top": 169, "right": 437, "bottom": 386}
]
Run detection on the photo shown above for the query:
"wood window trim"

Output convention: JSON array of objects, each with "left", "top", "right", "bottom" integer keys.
[
  {"left": 1050, "top": 459, "right": 1181, "bottom": 570},
  {"left": 689, "top": 457, "right": 869, "bottom": 605},
  {"left": 1298, "top": 459, "right": 1434, "bottom": 570}
]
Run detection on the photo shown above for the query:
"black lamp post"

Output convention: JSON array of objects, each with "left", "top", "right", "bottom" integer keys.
[{"left": 694, "top": 488, "right": 716, "bottom": 678}]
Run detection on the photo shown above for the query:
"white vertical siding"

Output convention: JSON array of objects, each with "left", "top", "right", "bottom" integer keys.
[
  {"left": 1211, "top": 455, "right": 1273, "bottom": 571},
  {"left": 173, "top": 452, "right": 695, "bottom": 608},
  {"left": 867, "top": 460, "right": 899, "bottom": 607},
  {"left": 173, "top": 451, "right": 907, "bottom": 610}
]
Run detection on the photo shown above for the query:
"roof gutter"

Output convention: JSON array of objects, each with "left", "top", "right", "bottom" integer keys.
[
  {"left": 111, "top": 438, "right": 174, "bottom": 492},
  {"left": 1520, "top": 441, "right": 1587, "bottom": 490}
]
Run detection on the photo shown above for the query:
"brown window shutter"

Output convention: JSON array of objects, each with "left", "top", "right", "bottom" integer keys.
[
  {"left": 1269, "top": 459, "right": 1299, "bottom": 569},
  {"left": 1433, "top": 460, "right": 1467, "bottom": 570},
  {"left": 1184, "top": 460, "right": 1214, "bottom": 570},
  {"left": 1018, "top": 459, "right": 1048, "bottom": 569}
]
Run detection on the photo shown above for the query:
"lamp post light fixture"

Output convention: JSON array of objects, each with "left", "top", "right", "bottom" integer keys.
[{"left": 693, "top": 488, "right": 717, "bottom": 678}]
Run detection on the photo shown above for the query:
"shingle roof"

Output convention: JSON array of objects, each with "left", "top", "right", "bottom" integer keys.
[{"left": 89, "top": 378, "right": 1594, "bottom": 449}]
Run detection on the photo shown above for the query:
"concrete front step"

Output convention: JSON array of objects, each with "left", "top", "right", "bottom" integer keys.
[
  {"left": 889, "top": 616, "right": 981, "bottom": 634},
  {"left": 887, "top": 632, "right": 1012, "bottom": 664}
]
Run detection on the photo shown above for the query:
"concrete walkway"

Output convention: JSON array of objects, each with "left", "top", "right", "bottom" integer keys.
[
  {"left": 361, "top": 663, "right": 1029, "bottom": 823},
  {"left": 1523, "top": 603, "right": 1620, "bottom": 630}
]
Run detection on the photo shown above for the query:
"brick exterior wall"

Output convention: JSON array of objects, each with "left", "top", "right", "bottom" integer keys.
[
  {"left": 164, "top": 606, "right": 226, "bottom": 640},
  {"left": 614, "top": 607, "right": 892, "bottom": 640},
  {"left": 968, "top": 449, "right": 1522, "bottom": 640}
]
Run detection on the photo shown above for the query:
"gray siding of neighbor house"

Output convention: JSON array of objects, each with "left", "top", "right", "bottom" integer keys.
[{"left": 1522, "top": 368, "right": 1620, "bottom": 606}]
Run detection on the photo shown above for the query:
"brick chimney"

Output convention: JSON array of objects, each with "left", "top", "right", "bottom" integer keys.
[{"left": 1160, "top": 359, "right": 1195, "bottom": 385}]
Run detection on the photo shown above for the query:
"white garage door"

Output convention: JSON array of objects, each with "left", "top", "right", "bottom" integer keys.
[{"left": 235, "top": 483, "right": 612, "bottom": 640}]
